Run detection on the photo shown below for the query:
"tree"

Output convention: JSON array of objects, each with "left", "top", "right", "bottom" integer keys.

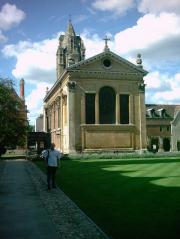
[{"left": 0, "top": 78, "right": 27, "bottom": 154}]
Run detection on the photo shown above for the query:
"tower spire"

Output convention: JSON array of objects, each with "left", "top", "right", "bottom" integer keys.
[
  {"left": 56, "top": 20, "right": 86, "bottom": 78},
  {"left": 66, "top": 16, "right": 75, "bottom": 36}
]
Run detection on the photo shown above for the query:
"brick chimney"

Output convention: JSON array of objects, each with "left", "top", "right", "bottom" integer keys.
[{"left": 20, "top": 78, "right": 25, "bottom": 100}]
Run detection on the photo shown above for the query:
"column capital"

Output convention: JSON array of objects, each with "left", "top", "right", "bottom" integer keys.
[
  {"left": 138, "top": 83, "right": 146, "bottom": 93},
  {"left": 67, "top": 81, "right": 76, "bottom": 91},
  {"left": 55, "top": 96, "right": 61, "bottom": 108}
]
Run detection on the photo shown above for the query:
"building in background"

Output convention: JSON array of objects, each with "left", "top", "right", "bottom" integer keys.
[
  {"left": 7, "top": 78, "right": 28, "bottom": 151},
  {"left": 171, "top": 108, "right": 180, "bottom": 151},
  {"left": 35, "top": 114, "right": 43, "bottom": 132},
  {"left": 146, "top": 104, "right": 180, "bottom": 152}
]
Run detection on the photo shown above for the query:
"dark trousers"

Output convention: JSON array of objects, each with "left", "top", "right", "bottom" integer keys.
[{"left": 47, "top": 166, "right": 57, "bottom": 188}]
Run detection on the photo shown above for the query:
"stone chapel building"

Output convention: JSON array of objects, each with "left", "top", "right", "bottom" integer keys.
[{"left": 43, "top": 20, "right": 148, "bottom": 153}]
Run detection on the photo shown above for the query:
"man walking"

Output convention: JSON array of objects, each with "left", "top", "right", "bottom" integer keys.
[{"left": 42, "top": 143, "right": 62, "bottom": 190}]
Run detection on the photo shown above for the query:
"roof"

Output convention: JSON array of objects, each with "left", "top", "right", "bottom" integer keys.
[
  {"left": 67, "top": 50, "right": 148, "bottom": 76},
  {"left": 44, "top": 49, "right": 148, "bottom": 102},
  {"left": 146, "top": 104, "right": 180, "bottom": 119}
]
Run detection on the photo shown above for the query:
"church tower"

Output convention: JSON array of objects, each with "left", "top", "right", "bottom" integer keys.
[{"left": 56, "top": 20, "right": 85, "bottom": 79}]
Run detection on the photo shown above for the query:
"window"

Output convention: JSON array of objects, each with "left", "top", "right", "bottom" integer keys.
[
  {"left": 46, "top": 116, "right": 50, "bottom": 132},
  {"left": 120, "top": 94, "right": 129, "bottom": 124},
  {"left": 85, "top": 93, "right": 95, "bottom": 124},
  {"left": 99, "top": 86, "right": 115, "bottom": 124},
  {"left": 177, "top": 141, "right": 180, "bottom": 151},
  {"left": 160, "top": 126, "right": 162, "bottom": 132},
  {"left": 103, "top": 59, "right": 111, "bottom": 68}
]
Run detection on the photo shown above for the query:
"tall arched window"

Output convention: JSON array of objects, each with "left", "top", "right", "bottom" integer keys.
[{"left": 99, "top": 86, "right": 115, "bottom": 124}]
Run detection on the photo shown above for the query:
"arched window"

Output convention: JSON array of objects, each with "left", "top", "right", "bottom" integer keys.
[{"left": 99, "top": 86, "right": 115, "bottom": 124}]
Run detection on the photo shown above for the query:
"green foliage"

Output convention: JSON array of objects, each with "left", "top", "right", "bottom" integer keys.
[
  {"left": 27, "top": 124, "right": 35, "bottom": 132},
  {"left": 0, "top": 78, "right": 27, "bottom": 149}
]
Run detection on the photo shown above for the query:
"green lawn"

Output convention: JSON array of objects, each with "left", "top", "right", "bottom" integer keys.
[{"left": 36, "top": 157, "right": 180, "bottom": 239}]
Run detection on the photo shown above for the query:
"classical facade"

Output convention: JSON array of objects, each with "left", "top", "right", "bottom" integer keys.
[{"left": 43, "top": 21, "right": 148, "bottom": 153}]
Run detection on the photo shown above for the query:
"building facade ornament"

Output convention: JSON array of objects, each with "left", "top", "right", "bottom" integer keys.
[
  {"left": 138, "top": 83, "right": 146, "bottom": 92},
  {"left": 67, "top": 81, "right": 76, "bottom": 91}
]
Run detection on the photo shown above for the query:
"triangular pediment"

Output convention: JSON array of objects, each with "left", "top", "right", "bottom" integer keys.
[{"left": 67, "top": 50, "right": 148, "bottom": 76}]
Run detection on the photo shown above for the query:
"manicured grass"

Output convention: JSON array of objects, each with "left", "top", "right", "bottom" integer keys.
[{"left": 35, "top": 157, "right": 180, "bottom": 239}]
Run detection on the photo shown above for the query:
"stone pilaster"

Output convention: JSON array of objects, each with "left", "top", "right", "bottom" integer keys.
[
  {"left": 81, "top": 93, "right": 85, "bottom": 124},
  {"left": 158, "top": 137, "right": 164, "bottom": 152},
  {"left": 53, "top": 102, "right": 56, "bottom": 129},
  {"left": 67, "top": 81, "right": 76, "bottom": 153},
  {"left": 138, "top": 83, "right": 147, "bottom": 151},
  {"left": 43, "top": 106, "right": 47, "bottom": 132},
  {"left": 60, "top": 94, "right": 64, "bottom": 151},
  {"left": 48, "top": 107, "right": 52, "bottom": 132},
  {"left": 95, "top": 93, "right": 99, "bottom": 124},
  {"left": 116, "top": 93, "right": 120, "bottom": 124},
  {"left": 129, "top": 94, "right": 134, "bottom": 124}
]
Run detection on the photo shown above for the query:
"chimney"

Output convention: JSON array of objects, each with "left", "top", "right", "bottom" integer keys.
[{"left": 20, "top": 78, "right": 25, "bottom": 100}]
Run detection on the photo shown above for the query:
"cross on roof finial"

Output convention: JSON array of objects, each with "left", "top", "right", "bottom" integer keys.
[{"left": 103, "top": 35, "right": 110, "bottom": 51}]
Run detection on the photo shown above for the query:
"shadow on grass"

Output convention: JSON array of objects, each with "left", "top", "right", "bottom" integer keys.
[{"left": 53, "top": 158, "right": 180, "bottom": 239}]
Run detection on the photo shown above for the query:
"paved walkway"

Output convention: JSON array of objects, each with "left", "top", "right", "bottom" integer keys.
[{"left": 0, "top": 159, "right": 109, "bottom": 239}]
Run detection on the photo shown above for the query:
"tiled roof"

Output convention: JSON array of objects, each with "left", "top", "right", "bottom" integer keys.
[{"left": 146, "top": 104, "right": 179, "bottom": 118}]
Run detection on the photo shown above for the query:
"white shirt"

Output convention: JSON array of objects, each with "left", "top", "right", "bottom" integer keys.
[{"left": 42, "top": 149, "right": 62, "bottom": 167}]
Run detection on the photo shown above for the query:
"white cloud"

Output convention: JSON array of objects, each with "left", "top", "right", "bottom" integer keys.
[
  {"left": 2, "top": 33, "right": 59, "bottom": 123},
  {"left": 0, "top": 3, "right": 26, "bottom": 31},
  {"left": 74, "top": 15, "right": 88, "bottom": 24},
  {"left": 91, "top": 0, "right": 180, "bottom": 16},
  {"left": 171, "top": 73, "right": 180, "bottom": 89},
  {"left": 0, "top": 30, "right": 7, "bottom": 42},
  {"left": 81, "top": 32, "right": 104, "bottom": 57},
  {"left": 81, "top": 30, "right": 115, "bottom": 58},
  {"left": 2, "top": 15, "right": 180, "bottom": 122},
  {"left": 26, "top": 82, "right": 52, "bottom": 124},
  {"left": 92, "top": 0, "right": 135, "bottom": 16},
  {"left": 2, "top": 35, "right": 59, "bottom": 124},
  {"left": 145, "top": 72, "right": 180, "bottom": 104},
  {"left": 2, "top": 37, "right": 58, "bottom": 83},
  {"left": 4, "top": 12, "right": 179, "bottom": 86},
  {"left": 114, "top": 13, "right": 180, "bottom": 55},
  {"left": 144, "top": 71, "right": 163, "bottom": 89},
  {"left": 138, "top": 0, "right": 180, "bottom": 15}
]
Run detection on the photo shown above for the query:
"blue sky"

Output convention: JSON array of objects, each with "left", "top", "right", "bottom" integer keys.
[{"left": 0, "top": 0, "right": 180, "bottom": 124}]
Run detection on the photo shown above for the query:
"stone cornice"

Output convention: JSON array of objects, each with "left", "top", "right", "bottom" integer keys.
[
  {"left": 44, "top": 70, "right": 67, "bottom": 102},
  {"left": 81, "top": 124, "right": 135, "bottom": 131},
  {"left": 68, "top": 70, "right": 144, "bottom": 79}
]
